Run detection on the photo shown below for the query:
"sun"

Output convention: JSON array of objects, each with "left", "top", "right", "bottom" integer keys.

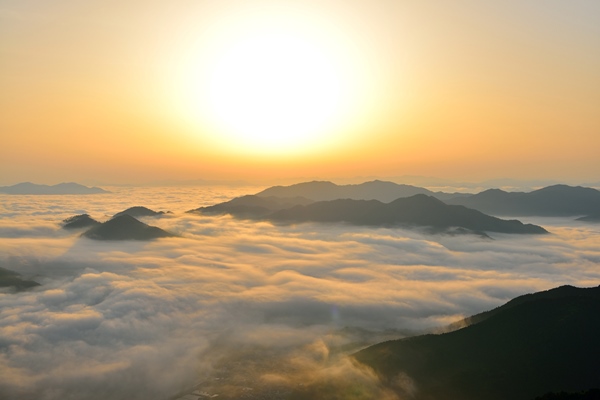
[
  {"left": 205, "top": 31, "right": 344, "bottom": 153},
  {"left": 173, "top": 6, "right": 371, "bottom": 156}
]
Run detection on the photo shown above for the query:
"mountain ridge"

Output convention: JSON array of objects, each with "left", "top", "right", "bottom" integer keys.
[
  {"left": 447, "top": 184, "right": 600, "bottom": 216},
  {"left": 264, "top": 194, "right": 547, "bottom": 234},
  {"left": 353, "top": 285, "right": 600, "bottom": 400}
]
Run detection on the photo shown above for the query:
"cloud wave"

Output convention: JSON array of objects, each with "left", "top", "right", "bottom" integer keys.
[{"left": 0, "top": 189, "right": 599, "bottom": 399}]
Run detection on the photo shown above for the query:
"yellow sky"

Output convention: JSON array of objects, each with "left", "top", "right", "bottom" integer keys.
[{"left": 1, "top": 0, "right": 599, "bottom": 185}]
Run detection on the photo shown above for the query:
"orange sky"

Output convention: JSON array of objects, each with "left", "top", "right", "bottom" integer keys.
[{"left": 1, "top": 1, "right": 599, "bottom": 185}]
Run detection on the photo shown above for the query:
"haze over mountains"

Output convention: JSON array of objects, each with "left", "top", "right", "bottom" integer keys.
[
  {"left": 192, "top": 181, "right": 553, "bottom": 234},
  {"left": 446, "top": 185, "right": 600, "bottom": 217},
  {"left": 49, "top": 179, "right": 600, "bottom": 240},
  {"left": 353, "top": 285, "right": 600, "bottom": 400},
  {"left": 0, "top": 182, "right": 109, "bottom": 194},
  {"left": 4, "top": 180, "right": 597, "bottom": 220},
  {"left": 255, "top": 181, "right": 600, "bottom": 218}
]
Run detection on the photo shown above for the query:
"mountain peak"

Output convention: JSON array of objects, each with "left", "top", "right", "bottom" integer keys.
[
  {"left": 62, "top": 214, "right": 100, "bottom": 230},
  {"left": 83, "top": 214, "right": 173, "bottom": 240},
  {"left": 113, "top": 206, "right": 165, "bottom": 218}
]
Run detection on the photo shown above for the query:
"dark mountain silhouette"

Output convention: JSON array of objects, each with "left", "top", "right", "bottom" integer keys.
[
  {"left": 188, "top": 195, "right": 314, "bottom": 218},
  {"left": 266, "top": 194, "right": 547, "bottom": 234},
  {"left": 62, "top": 214, "right": 100, "bottom": 229},
  {"left": 447, "top": 185, "right": 600, "bottom": 216},
  {"left": 445, "top": 284, "right": 591, "bottom": 331},
  {"left": 576, "top": 214, "right": 600, "bottom": 222},
  {"left": 0, "top": 182, "right": 109, "bottom": 194},
  {"left": 0, "top": 267, "right": 40, "bottom": 291},
  {"left": 113, "top": 206, "right": 166, "bottom": 218},
  {"left": 82, "top": 215, "right": 173, "bottom": 240},
  {"left": 256, "top": 180, "right": 462, "bottom": 202},
  {"left": 353, "top": 285, "right": 600, "bottom": 400}
]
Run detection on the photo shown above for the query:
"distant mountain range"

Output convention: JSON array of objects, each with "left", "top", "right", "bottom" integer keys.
[
  {"left": 82, "top": 214, "right": 174, "bottom": 240},
  {"left": 446, "top": 185, "right": 600, "bottom": 217},
  {"left": 255, "top": 181, "right": 600, "bottom": 218},
  {"left": 190, "top": 193, "right": 546, "bottom": 235},
  {"left": 353, "top": 285, "right": 600, "bottom": 400},
  {"left": 0, "top": 182, "right": 109, "bottom": 195},
  {"left": 256, "top": 180, "right": 464, "bottom": 202}
]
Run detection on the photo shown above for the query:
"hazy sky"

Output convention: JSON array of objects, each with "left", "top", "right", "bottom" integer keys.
[{"left": 1, "top": 0, "right": 599, "bottom": 185}]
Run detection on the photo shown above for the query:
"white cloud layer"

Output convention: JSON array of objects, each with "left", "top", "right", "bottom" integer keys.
[{"left": 0, "top": 189, "right": 599, "bottom": 399}]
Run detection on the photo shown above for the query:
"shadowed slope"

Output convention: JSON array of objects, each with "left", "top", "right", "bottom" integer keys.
[
  {"left": 354, "top": 285, "right": 600, "bottom": 400},
  {"left": 0, "top": 182, "right": 109, "bottom": 194}
]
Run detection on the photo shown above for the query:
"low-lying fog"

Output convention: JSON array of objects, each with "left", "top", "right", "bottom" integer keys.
[{"left": 1, "top": 187, "right": 599, "bottom": 399}]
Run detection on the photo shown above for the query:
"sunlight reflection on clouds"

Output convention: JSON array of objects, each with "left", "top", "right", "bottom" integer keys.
[{"left": 0, "top": 188, "right": 599, "bottom": 399}]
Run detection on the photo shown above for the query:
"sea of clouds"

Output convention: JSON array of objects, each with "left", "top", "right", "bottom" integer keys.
[{"left": 1, "top": 187, "right": 599, "bottom": 399}]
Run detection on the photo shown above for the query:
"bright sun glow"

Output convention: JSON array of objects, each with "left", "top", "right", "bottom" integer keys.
[
  {"left": 173, "top": 5, "right": 373, "bottom": 156},
  {"left": 206, "top": 32, "right": 343, "bottom": 152}
]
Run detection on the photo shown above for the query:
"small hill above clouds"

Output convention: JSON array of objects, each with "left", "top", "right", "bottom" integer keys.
[
  {"left": 447, "top": 184, "right": 600, "bottom": 216},
  {"left": 82, "top": 214, "right": 174, "bottom": 240},
  {"left": 353, "top": 285, "right": 600, "bottom": 400},
  {"left": 62, "top": 214, "right": 101, "bottom": 230},
  {"left": 112, "top": 206, "right": 166, "bottom": 218},
  {"left": 0, "top": 267, "right": 40, "bottom": 291},
  {"left": 0, "top": 182, "right": 109, "bottom": 194},
  {"left": 267, "top": 194, "right": 547, "bottom": 234},
  {"left": 187, "top": 195, "right": 314, "bottom": 218},
  {"left": 256, "top": 180, "right": 440, "bottom": 202}
]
